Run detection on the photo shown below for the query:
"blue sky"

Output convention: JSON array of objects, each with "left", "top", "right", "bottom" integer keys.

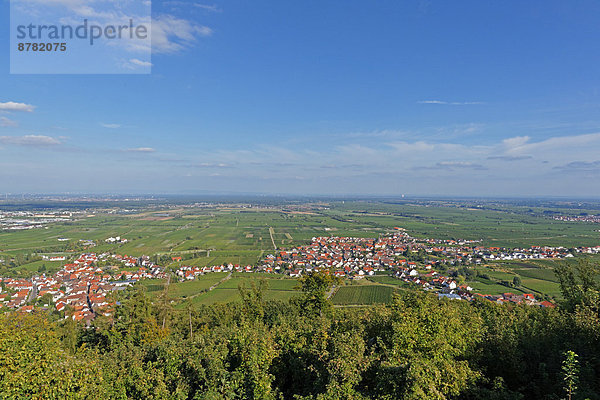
[{"left": 2, "top": 0, "right": 600, "bottom": 196}]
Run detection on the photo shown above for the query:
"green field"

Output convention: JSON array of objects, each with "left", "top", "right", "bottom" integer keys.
[
  {"left": 514, "top": 267, "right": 559, "bottom": 282},
  {"left": 11, "top": 259, "right": 66, "bottom": 275},
  {"left": 365, "top": 275, "right": 416, "bottom": 289},
  {"left": 160, "top": 274, "right": 302, "bottom": 307},
  {"left": 331, "top": 285, "right": 396, "bottom": 305},
  {"left": 483, "top": 269, "right": 517, "bottom": 281},
  {"left": 468, "top": 277, "right": 526, "bottom": 296},
  {"left": 219, "top": 276, "right": 297, "bottom": 291},
  {"left": 331, "top": 201, "right": 600, "bottom": 248},
  {"left": 0, "top": 206, "right": 398, "bottom": 265},
  {"left": 189, "top": 287, "right": 299, "bottom": 306},
  {"left": 167, "top": 273, "right": 229, "bottom": 298},
  {"left": 466, "top": 262, "right": 564, "bottom": 298},
  {"left": 138, "top": 278, "right": 167, "bottom": 293},
  {"left": 366, "top": 276, "right": 403, "bottom": 285},
  {"left": 520, "top": 278, "right": 562, "bottom": 298}
]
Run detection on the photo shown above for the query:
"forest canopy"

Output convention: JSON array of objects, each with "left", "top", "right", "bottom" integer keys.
[{"left": 0, "top": 263, "right": 599, "bottom": 400}]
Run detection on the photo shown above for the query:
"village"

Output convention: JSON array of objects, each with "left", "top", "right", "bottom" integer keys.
[
  {"left": 0, "top": 209, "right": 76, "bottom": 230},
  {"left": 0, "top": 252, "right": 165, "bottom": 322},
  {"left": 2, "top": 229, "right": 599, "bottom": 319},
  {"left": 176, "top": 230, "right": 579, "bottom": 308},
  {"left": 553, "top": 214, "right": 600, "bottom": 223}
]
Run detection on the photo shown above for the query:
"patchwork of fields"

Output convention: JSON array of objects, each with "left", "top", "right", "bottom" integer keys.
[
  {"left": 3, "top": 201, "right": 600, "bottom": 260},
  {"left": 1, "top": 200, "right": 598, "bottom": 303}
]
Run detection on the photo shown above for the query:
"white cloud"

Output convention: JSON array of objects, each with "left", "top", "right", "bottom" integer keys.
[
  {"left": 487, "top": 155, "right": 533, "bottom": 161},
  {"left": 499, "top": 133, "right": 600, "bottom": 165},
  {"left": 502, "top": 136, "right": 530, "bottom": 153},
  {"left": 435, "top": 161, "right": 487, "bottom": 170},
  {"left": 0, "top": 102, "right": 35, "bottom": 112},
  {"left": 152, "top": 15, "right": 213, "bottom": 53},
  {"left": 344, "top": 129, "right": 411, "bottom": 139},
  {"left": 417, "top": 100, "right": 447, "bottom": 104},
  {"left": 129, "top": 58, "right": 153, "bottom": 67},
  {"left": 173, "top": 131, "right": 600, "bottom": 188},
  {"left": 188, "top": 162, "right": 230, "bottom": 168},
  {"left": 194, "top": 4, "right": 221, "bottom": 12},
  {"left": 554, "top": 161, "right": 600, "bottom": 172},
  {"left": 164, "top": 2, "right": 222, "bottom": 12},
  {"left": 0, "top": 117, "right": 18, "bottom": 127},
  {"left": 170, "top": 131, "right": 600, "bottom": 183},
  {"left": 101, "top": 123, "right": 121, "bottom": 129},
  {"left": 388, "top": 140, "right": 435, "bottom": 153},
  {"left": 417, "top": 100, "right": 485, "bottom": 105},
  {"left": 3, "top": 129, "right": 600, "bottom": 196},
  {"left": 0, "top": 135, "right": 61, "bottom": 146}
]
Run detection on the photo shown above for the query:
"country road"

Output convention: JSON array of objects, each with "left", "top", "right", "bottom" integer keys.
[
  {"left": 27, "top": 284, "right": 38, "bottom": 303},
  {"left": 326, "top": 286, "right": 337, "bottom": 299},
  {"left": 208, "top": 272, "right": 232, "bottom": 291},
  {"left": 269, "top": 227, "right": 277, "bottom": 250},
  {"left": 186, "top": 272, "right": 232, "bottom": 301},
  {"left": 155, "top": 249, "right": 207, "bottom": 256}
]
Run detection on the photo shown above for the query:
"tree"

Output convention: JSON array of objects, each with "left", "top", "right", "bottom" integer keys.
[
  {"left": 230, "top": 320, "right": 278, "bottom": 399},
  {"left": 0, "top": 313, "right": 105, "bottom": 399},
  {"left": 562, "top": 351, "right": 579, "bottom": 400},
  {"left": 295, "top": 271, "right": 335, "bottom": 316},
  {"left": 366, "top": 291, "right": 484, "bottom": 399},
  {"left": 513, "top": 276, "right": 522, "bottom": 287},
  {"left": 238, "top": 279, "right": 269, "bottom": 322},
  {"left": 111, "top": 288, "right": 167, "bottom": 346},
  {"left": 555, "top": 261, "right": 600, "bottom": 314}
]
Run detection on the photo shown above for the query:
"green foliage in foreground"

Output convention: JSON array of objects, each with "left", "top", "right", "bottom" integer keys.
[{"left": 1, "top": 267, "right": 600, "bottom": 400}]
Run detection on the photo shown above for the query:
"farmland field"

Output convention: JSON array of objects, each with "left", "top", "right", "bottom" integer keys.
[
  {"left": 366, "top": 275, "right": 415, "bottom": 289},
  {"left": 2, "top": 200, "right": 600, "bottom": 263},
  {"left": 167, "top": 273, "right": 229, "bottom": 298},
  {"left": 520, "top": 278, "right": 562, "bottom": 298},
  {"left": 178, "top": 274, "right": 300, "bottom": 307},
  {"left": 514, "top": 267, "right": 559, "bottom": 282},
  {"left": 188, "top": 287, "right": 300, "bottom": 306},
  {"left": 12, "top": 259, "right": 66, "bottom": 275},
  {"left": 468, "top": 277, "right": 526, "bottom": 296},
  {"left": 139, "top": 278, "right": 167, "bottom": 293},
  {"left": 366, "top": 276, "right": 403, "bottom": 285},
  {"left": 219, "top": 276, "right": 297, "bottom": 291},
  {"left": 482, "top": 269, "right": 517, "bottom": 281},
  {"left": 331, "top": 285, "right": 396, "bottom": 305}
]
